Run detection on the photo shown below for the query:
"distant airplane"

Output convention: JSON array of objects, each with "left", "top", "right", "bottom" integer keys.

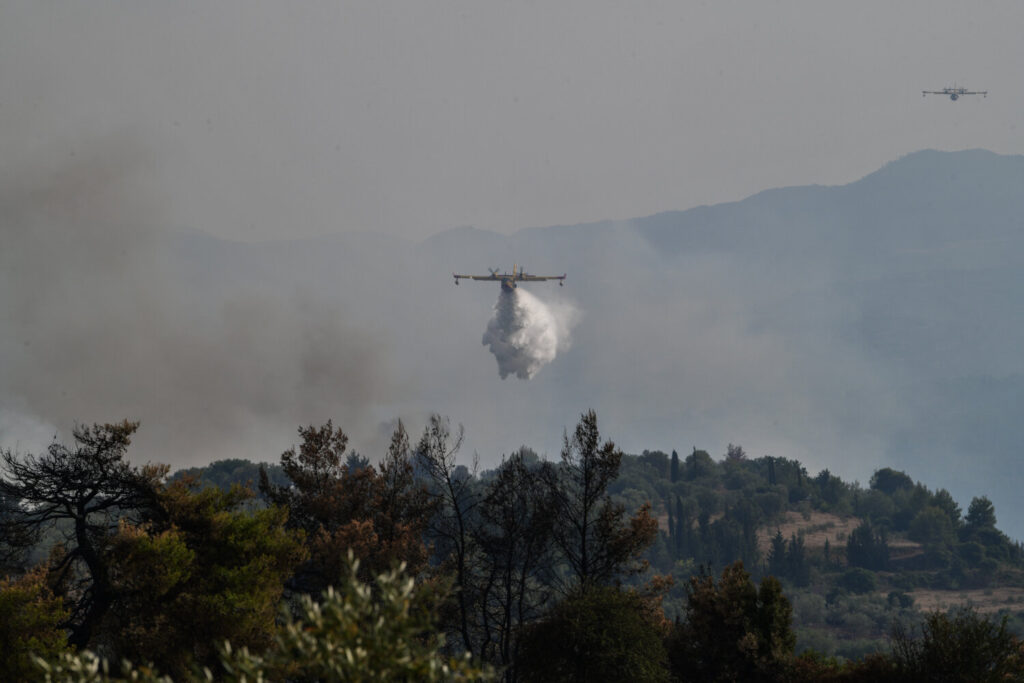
[
  {"left": 454, "top": 265, "right": 566, "bottom": 291},
  {"left": 922, "top": 84, "right": 987, "bottom": 101}
]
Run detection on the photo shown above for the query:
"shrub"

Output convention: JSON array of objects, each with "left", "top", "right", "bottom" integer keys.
[
  {"left": 517, "top": 585, "right": 669, "bottom": 683},
  {"left": 839, "top": 568, "right": 877, "bottom": 595},
  {"left": 35, "top": 555, "right": 492, "bottom": 683},
  {"left": 0, "top": 566, "right": 69, "bottom": 681},
  {"left": 891, "top": 608, "right": 1024, "bottom": 682}
]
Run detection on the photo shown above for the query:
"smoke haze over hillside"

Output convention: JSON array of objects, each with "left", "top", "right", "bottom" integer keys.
[
  {"left": 4, "top": 148, "right": 1024, "bottom": 541},
  {"left": 0, "top": 141, "right": 403, "bottom": 464}
]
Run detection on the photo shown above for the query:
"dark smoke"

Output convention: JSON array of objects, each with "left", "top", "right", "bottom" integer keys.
[{"left": 0, "top": 140, "right": 400, "bottom": 466}]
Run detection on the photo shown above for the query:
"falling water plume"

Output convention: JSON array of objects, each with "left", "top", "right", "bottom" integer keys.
[{"left": 482, "top": 288, "right": 578, "bottom": 380}]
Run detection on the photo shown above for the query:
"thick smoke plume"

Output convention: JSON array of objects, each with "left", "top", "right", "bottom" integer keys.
[
  {"left": 0, "top": 139, "right": 400, "bottom": 467},
  {"left": 482, "top": 289, "right": 578, "bottom": 380}
]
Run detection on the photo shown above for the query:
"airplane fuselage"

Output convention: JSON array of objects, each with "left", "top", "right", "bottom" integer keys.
[
  {"left": 922, "top": 85, "right": 986, "bottom": 101},
  {"left": 453, "top": 264, "right": 566, "bottom": 290}
]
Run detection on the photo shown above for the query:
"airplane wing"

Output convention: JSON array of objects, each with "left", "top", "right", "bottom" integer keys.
[
  {"left": 517, "top": 274, "right": 567, "bottom": 282},
  {"left": 454, "top": 267, "right": 566, "bottom": 285},
  {"left": 453, "top": 273, "right": 501, "bottom": 281}
]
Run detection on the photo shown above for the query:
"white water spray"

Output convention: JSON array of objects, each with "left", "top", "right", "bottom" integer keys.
[{"left": 482, "top": 288, "right": 579, "bottom": 380}]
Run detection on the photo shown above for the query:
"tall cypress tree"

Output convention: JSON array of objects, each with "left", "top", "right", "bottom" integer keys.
[
  {"left": 675, "top": 495, "right": 686, "bottom": 556},
  {"left": 667, "top": 502, "right": 675, "bottom": 550}
]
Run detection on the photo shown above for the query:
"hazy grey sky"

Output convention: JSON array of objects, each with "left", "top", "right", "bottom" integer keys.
[{"left": 3, "top": 1, "right": 1022, "bottom": 242}]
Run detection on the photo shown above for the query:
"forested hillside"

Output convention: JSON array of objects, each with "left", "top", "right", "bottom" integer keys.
[
  {"left": 5, "top": 412, "right": 1022, "bottom": 681},
  {"left": 608, "top": 445, "right": 1024, "bottom": 659},
  {"left": 169, "top": 433, "right": 1024, "bottom": 661}
]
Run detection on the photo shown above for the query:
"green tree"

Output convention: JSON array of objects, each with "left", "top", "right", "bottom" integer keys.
[
  {"left": 725, "top": 443, "right": 747, "bottom": 463},
  {"left": 639, "top": 450, "right": 669, "bottom": 477},
  {"left": 0, "top": 565, "right": 69, "bottom": 681},
  {"left": 670, "top": 450, "right": 680, "bottom": 483},
  {"left": 35, "top": 652, "right": 172, "bottom": 683},
  {"left": 767, "top": 530, "right": 787, "bottom": 578},
  {"left": 869, "top": 468, "right": 914, "bottom": 495},
  {"left": 932, "top": 488, "right": 963, "bottom": 529},
  {"left": 966, "top": 496, "right": 997, "bottom": 531},
  {"left": 168, "top": 458, "right": 289, "bottom": 493},
  {"left": 669, "top": 561, "right": 795, "bottom": 682},
  {"left": 102, "top": 481, "right": 306, "bottom": 676},
  {"left": 909, "top": 505, "right": 956, "bottom": 547},
  {"left": 786, "top": 533, "right": 810, "bottom": 587},
  {"left": 517, "top": 585, "right": 669, "bottom": 683},
  {"left": 891, "top": 608, "right": 1024, "bottom": 682},
  {"left": 220, "top": 555, "right": 493, "bottom": 682},
  {"left": 675, "top": 495, "right": 697, "bottom": 559},
  {"left": 35, "top": 555, "right": 493, "bottom": 683},
  {"left": 685, "top": 448, "right": 716, "bottom": 480},
  {"left": 846, "top": 520, "right": 890, "bottom": 571},
  {"left": 814, "top": 469, "right": 848, "bottom": 510},
  {"left": 838, "top": 567, "right": 877, "bottom": 594}
]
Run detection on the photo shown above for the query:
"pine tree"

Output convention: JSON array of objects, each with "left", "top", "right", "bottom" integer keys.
[
  {"left": 675, "top": 496, "right": 685, "bottom": 556},
  {"left": 786, "top": 533, "right": 810, "bottom": 586},
  {"left": 767, "top": 530, "right": 787, "bottom": 577},
  {"left": 667, "top": 502, "right": 675, "bottom": 551}
]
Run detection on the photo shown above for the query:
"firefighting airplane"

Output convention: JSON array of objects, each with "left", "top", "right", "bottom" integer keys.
[
  {"left": 922, "top": 85, "right": 987, "bottom": 101},
  {"left": 453, "top": 265, "right": 566, "bottom": 292}
]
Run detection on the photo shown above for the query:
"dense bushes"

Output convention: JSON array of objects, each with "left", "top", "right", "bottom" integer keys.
[
  {"left": 34, "top": 557, "right": 493, "bottom": 682},
  {"left": 517, "top": 586, "right": 669, "bottom": 683}
]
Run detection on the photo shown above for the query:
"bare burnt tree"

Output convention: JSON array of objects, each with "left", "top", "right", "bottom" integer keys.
[
  {"left": 0, "top": 421, "right": 165, "bottom": 648},
  {"left": 544, "top": 410, "right": 657, "bottom": 593},
  {"left": 416, "top": 414, "right": 480, "bottom": 656},
  {"left": 474, "top": 449, "right": 556, "bottom": 681},
  {"left": 411, "top": 412, "right": 659, "bottom": 678}
]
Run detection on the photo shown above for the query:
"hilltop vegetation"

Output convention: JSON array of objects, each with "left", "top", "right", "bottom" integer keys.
[
  {"left": 3, "top": 413, "right": 1024, "bottom": 681},
  {"left": 609, "top": 447, "right": 1024, "bottom": 659}
]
